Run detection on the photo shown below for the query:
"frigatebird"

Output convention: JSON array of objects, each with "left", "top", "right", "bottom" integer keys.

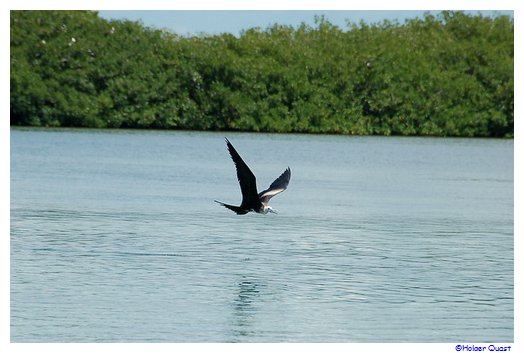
[{"left": 215, "top": 138, "right": 291, "bottom": 215}]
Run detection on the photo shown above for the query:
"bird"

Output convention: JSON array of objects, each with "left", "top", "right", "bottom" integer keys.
[{"left": 215, "top": 138, "right": 291, "bottom": 215}]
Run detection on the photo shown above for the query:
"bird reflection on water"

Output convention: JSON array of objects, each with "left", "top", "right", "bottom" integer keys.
[{"left": 230, "top": 277, "right": 261, "bottom": 341}]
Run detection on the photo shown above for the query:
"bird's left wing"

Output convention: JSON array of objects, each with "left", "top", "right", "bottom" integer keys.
[
  {"left": 225, "top": 138, "right": 260, "bottom": 208},
  {"left": 258, "top": 167, "right": 291, "bottom": 204}
]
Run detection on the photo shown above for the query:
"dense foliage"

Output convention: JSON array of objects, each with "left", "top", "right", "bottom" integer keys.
[{"left": 10, "top": 10, "right": 513, "bottom": 136}]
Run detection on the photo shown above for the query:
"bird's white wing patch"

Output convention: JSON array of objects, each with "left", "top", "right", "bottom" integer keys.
[
  {"left": 259, "top": 187, "right": 286, "bottom": 204},
  {"left": 260, "top": 188, "right": 284, "bottom": 198}
]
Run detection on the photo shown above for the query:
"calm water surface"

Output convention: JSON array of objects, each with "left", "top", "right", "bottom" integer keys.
[{"left": 10, "top": 128, "right": 514, "bottom": 342}]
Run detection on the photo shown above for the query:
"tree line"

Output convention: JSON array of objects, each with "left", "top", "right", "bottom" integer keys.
[{"left": 10, "top": 10, "right": 513, "bottom": 137}]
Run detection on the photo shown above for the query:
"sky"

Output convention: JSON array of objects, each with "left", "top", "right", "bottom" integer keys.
[{"left": 97, "top": 10, "right": 514, "bottom": 37}]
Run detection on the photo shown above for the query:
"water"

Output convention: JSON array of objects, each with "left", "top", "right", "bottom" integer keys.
[{"left": 10, "top": 128, "right": 514, "bottom": 342}]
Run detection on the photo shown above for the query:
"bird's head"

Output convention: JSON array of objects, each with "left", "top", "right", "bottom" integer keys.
[{"left": 265, "top": 206, "right": 278, "bottom": 214}]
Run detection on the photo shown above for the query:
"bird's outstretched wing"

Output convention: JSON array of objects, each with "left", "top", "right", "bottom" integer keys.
[
  {"left": 225, "top": 138, "right": 261, "bottom": 209},
  {"left": 258, "top": 167, "right": 291, "bottom": 205}
]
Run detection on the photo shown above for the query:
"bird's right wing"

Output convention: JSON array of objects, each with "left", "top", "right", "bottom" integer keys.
[
  {"left": 225, "top": 138, "right": 260, "bottom": 208},
  {"left": 258, "top": 167, "right": 291, "bottom": 204}
]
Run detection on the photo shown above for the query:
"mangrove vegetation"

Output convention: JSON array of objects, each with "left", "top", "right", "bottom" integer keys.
[{"left": 10, "top": 10, "right": 514, "bottom": 137}]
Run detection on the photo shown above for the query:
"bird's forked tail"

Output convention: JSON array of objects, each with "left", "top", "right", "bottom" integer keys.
[{"left": 214, "top": 200, "right": 249, "bottom": 215}]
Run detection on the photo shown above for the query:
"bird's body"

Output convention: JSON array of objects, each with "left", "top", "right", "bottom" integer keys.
[{"left": 215, "top": 138, "right": 291, "bottom": 215}]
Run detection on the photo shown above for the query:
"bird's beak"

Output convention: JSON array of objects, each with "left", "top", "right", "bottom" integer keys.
[{"left": 269, "top": 208, "right": 278, "bottom": 214}]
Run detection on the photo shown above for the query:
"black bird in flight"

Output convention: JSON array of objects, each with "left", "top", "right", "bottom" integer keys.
[{"left": 215, "top": 138, "right": 291, "bottom": 215}]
